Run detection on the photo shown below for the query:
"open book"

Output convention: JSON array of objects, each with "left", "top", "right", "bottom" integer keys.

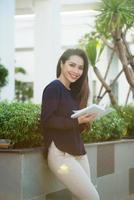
[{"left": 71, "top": 104, "right": 113, "bottom": 119}]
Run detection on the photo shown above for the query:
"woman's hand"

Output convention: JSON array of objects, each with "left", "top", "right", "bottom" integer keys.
[{"left": 78, "top": 113, "right": 97, "bottom": 124}]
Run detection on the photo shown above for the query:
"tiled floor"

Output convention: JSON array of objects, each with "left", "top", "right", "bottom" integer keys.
[
  {"left": 46, "top": 189, "right": 71, "bottom": 200},
  {"left": 125, "top": 194, "right": 134, "bottom": 200}
]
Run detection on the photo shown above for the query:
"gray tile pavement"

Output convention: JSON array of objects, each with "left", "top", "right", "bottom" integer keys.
[{"left": 46, "top": 189, "right": 71, "bottom": 200}]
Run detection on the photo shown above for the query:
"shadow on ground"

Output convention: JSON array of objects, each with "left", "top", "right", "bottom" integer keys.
[{"left": 46, "top": 189, "right": 71, "bottom": 200}]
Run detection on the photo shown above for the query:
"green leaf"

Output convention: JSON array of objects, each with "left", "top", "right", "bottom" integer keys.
[
  {"left": 97, "top": 42, "right": 105, "bottom": 62},
  {"left": 15, "top": 67, "right": 26, "bottom": 74},
  {"left": 86, "top": 39, "right": 97, "bottom": 67},
  {"left": 96, "top": 0, "right": 134, "bottom": 36}
]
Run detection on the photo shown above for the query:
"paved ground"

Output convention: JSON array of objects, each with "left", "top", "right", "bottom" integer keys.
[
  {"left": 46, "top": 190, "right": 134, "bottom": 200},
  {"left": 46, "top": 189, "right": 71, "bottom": 200}
]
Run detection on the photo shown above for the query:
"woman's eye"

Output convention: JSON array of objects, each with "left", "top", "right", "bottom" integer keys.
[
  {"left": 79, "top": 66, "right": 84, "bottom": 70},
  {"left": 69, "top": 64, "right": 75, "bottom": 67},
  {"left": 79, "top": 67, "right": 84, "bottom": 70}
]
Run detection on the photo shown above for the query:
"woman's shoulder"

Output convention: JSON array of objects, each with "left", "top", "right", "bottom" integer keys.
[{"left": 43, "top": 80, "right": 61, "bottom": 93}]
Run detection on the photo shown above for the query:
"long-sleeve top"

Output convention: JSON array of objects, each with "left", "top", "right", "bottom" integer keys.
[{"left": 40, "top": 79, "right": 86, "bottom": 158}]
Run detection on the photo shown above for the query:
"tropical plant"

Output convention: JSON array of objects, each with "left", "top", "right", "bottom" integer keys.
[
  {"left": 15, "top": 67, "right": 33, "bottom": 102},
  {"left": 96, "top": 0, "right": 134, "bottom": 96},
  {"left": 0, "top": 63, "right": 8, "bottom": 95},
  {"left": 79, "top": 32, "right": 118, "bottom": 105},
  {"left": 80, "top": 0, "right": 134, "bottom": 105}
]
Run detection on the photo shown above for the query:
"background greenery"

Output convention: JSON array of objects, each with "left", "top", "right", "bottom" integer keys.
[
  {"left": 0, "top": 64, "right": 8, "bottom": 90},
  {"left": 0, "top": 101, "right": 133, "bottom": 148},
  {"left": 0, "top": 101, "right": 43, "bottom": 148},
  {"left": 82, "top": 110, "right": 126, "bottom": 143},
  {"left": 115, "top": 104, "right": 134, "bottom": 137},
  {"left": 15, "top": 67, "right": 33, "bottom": 102}
]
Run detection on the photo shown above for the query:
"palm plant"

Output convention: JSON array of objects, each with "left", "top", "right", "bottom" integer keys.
[
  {"left": 96, "top": 0, "right": 134, "bottom": 93},
  {"left": 80, "top": 0, "right": 134, "bottom": 105},
  {"left": 79, "top": 32, "right": 118, "bottom": 105},
  {"left": 0, "top": 62, "right": 8, "bottom": 98},
  {"left": 15, "top": 67, "right": 33, "bottom": 102}
]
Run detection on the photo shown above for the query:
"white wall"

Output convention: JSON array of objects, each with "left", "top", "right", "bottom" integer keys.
[
  {"left": 15, "top": 15, "right": 34, "bottom": 48},
  {"left": 15, "top": 50, "right": 34, "bottom": 82},
  {"left": 15, "top": 15, "right": 34, "bottom": 83},
  {"left": 61, "top": 10, "right": 97, "bottom": 47},
  {"left": 0, "top": 0, "right": 15, "bottom": 100}
]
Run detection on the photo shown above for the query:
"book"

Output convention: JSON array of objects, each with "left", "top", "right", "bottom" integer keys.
[{"left": 71, "top": 104, "right": 113, "bottom": 119}]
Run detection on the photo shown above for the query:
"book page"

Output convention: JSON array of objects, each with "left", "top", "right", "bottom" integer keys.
[{"left": 71, "top": 104, "right": 113, "bottom": 119}]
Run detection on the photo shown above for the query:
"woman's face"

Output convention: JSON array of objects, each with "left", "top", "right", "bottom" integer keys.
[{"left": 60, "top": 55, "right": 84, "bottom": 84}]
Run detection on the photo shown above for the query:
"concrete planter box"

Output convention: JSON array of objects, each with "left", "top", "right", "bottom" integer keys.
[
  {"left": 0, "top": 139, "right": 134, "bottom": 200},
  {"left": 0, "top": 148, "right": 65, "bottom": 200},
  {"left": 86, "top": 139, "right": 134, "bottom": 200}
]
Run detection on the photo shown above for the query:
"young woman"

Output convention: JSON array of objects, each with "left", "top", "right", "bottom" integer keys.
[{"left": 40, "top": 48, "right": 100, "bottom": 200}]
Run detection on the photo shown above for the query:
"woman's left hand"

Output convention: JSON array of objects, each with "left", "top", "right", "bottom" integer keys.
[{"left": 78, "top": 112, "right": 97, "bottom": 124}]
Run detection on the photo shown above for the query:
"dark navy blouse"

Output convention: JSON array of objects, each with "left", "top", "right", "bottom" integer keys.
[{"left": 40, "top": 79, "right": 86, "bottom": 158}]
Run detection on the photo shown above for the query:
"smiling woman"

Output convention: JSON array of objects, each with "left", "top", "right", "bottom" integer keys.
[
  {"left": 59, "top": 55, "right": 84, "bottom": 88},
  {"left": 40, "top": 48, "right": 100, "bottom": 200}
]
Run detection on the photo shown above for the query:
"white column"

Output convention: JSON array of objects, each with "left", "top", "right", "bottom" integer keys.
[
  {"left": 34, "top": 0, "right": 61, "bottom": 103},
  {"left": 0, "top": 0, "right": 15, "bottom": 100}
]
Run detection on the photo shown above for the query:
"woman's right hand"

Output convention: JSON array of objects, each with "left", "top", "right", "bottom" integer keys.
[{"left": 78, "top": 113, "right": 97, "bottom": 124}]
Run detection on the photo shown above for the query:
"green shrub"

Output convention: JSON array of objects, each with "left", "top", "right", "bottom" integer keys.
[
  {"left": 0, "top": 101, "right": 133, "bottom": 148},
  {"left": 0, "top": 101, "right": 43, "bottom": 148},
  {"left": 115, "top": 104, "right": 134, "bottom": 137},
  {"left": 82, "top": 110, "right": 126, "bottom": 143}
]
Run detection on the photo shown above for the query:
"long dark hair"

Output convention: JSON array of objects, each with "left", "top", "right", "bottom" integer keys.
[{"left": 56, "top": 48, "right": 90, "bottom": 108}]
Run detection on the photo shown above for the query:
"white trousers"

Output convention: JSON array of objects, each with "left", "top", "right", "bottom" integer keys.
[{"left": 47, "top": 141, "right": 100, "bottom": 200}]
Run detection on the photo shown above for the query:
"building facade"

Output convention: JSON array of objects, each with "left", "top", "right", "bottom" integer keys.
[{"left": 0, "top": 0, "right": 133, "bottom": 105}]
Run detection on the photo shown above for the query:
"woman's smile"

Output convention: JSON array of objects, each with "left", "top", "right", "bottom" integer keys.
[{"left": 68, "top": 72, "right": 80, "bottom": 80}]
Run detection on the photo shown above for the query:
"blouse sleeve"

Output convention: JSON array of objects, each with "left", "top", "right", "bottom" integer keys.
[{"left": 40, "top": 84, "right": 79, "bottom": 131}]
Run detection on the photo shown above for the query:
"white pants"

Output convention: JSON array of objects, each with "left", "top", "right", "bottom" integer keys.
[{"left": 47, "top": 141, "right": 100, "bottom": 200}]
